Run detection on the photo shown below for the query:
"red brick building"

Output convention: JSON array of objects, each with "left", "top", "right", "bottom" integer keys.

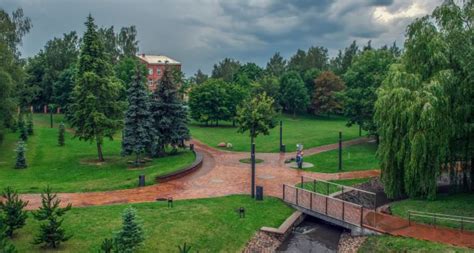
[{"left": 137, "top": 54, "right": 181, "bottom": 91}]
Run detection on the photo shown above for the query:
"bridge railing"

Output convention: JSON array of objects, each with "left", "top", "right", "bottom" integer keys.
[
  {"left": 282, "top": 184, "right": 364, "bottom": 227},
  {"left": 298, "top": 176, "right": 377, "bottom": 209}
]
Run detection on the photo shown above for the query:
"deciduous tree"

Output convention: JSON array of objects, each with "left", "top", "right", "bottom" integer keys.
[
  {"left": 265, "top": 52, "right": 286, "bottom": 77},
  {"left": 312, "top": 71, "right": 345, "bottom": 115},
  {"left": 279, "top": 71, "right": 309, "bottom": 116},
  {"left": 237, "top": 93, "right": 276, "bottom": 145}
]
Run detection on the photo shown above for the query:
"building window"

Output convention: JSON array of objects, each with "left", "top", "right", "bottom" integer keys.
[
  {"left": 148, "top": 68, "right": 153, "bottom": 75},
  {"left": 148, "top": 80, "right": 153, "bottom": 86},
  {"left": 157, "top": 69, "right": 162, "bottom": 75}
]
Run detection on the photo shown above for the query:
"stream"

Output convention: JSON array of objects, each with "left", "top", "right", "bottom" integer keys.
[{"left": 277, "top": 216, "right": 344, "bottom": 253}]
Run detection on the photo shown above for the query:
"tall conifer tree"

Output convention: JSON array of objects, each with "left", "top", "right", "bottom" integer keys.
[
  {"left": 121, "top": 68, "right": 154, "bottom": 165},
  {"left": 150, "top": 67, "right": 190, "bottom": 156},
  {"left": 70, "top": 15, "right": 125, "bottom": 161}
]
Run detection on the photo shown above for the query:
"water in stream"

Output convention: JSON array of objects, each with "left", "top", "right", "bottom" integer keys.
[{"left": 277, "top": 216, "right": 344, "bottom": 253}]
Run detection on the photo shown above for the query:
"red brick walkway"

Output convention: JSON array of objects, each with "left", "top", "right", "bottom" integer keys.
[
  {"left": 20, "top": 137, "right": 378, "bottom": 210},
  {"left": 364, "top": 211, "right": 474, "bottom": 248}
]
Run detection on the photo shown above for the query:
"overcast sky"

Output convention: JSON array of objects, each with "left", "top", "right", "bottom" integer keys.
[{"left": 2, "top": 0, "right": 442, "bottom": 76}]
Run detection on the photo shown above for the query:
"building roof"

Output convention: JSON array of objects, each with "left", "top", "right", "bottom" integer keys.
[{"left": 137, "top": 54, "right": 180, "bottom": 65}]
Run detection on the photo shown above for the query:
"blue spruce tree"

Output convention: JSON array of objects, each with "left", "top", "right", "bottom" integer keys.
[{"left": 121, "top": 68, "right": 154, "bottom": 166}]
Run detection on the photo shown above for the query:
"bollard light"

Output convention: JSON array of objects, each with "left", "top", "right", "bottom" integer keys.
[
  {"left": 238, "top": 207, "right": 245, "bottom": 218},
  {"left": 167, "top": 197, "right": 173, "bottom": 208}
]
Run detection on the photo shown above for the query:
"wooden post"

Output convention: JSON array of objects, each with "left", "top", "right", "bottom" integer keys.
[
  {"left": 313, "top": 180, "right": 316, "bottom": 193},
  {"left": 310, "top": 192, "right": 313, "bottom": 210}
]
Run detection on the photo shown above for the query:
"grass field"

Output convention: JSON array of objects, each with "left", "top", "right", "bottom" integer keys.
[
  {"left": 10, "top": 195, "right": 293, "bottom": 252},
  {"left": 189, "top": 114, "right": 365, "bottom": 152},
  {"left": 297, "top": 178, "right": 372, "bottom": 195},
  {"left": 390, "top": 193, "right": 474, "bottom": 231},
  {"left": 359, "top": 235, "right": 472, "bottom": 252},
  {"left": 303, "top": 142, "right": 379, "bottom": 173},
  {"left": 0, "top": 114, "right": 195, "bottom": 193}
]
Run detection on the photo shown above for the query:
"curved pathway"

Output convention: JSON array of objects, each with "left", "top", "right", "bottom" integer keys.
[{"left": 21, "top": 137, "right": 379, "bottom": 210}]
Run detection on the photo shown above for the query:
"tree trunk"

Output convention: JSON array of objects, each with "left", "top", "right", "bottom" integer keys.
[
  {"left": 97, "top": 141, "right": 104, "bottom": 162},
  {"left": 135, "top": 153, "right": 140, "bottom": 167}
]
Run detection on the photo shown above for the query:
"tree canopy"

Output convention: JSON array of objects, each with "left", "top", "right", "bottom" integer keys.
[
  {"left": 375, "top": 0, "right": 474, "bottom": 199},
  {"left": 311, "top": 71, "right": 345, "bottom": 115},
  {"left": 69, "top": 15, "right": 125, "bottom": 161}
]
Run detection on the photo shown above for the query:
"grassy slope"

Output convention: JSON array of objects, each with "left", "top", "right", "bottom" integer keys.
[
  {"left": 391, "top": 193, "right": 474, "bottom": 231},
  {"left": 11, "top": 195, "right": 293, "bottom": 252},
  {"left": 0, "top": 114, "right": 195, "bottom": 193},
  {"left": 297, "top": 178, "right": 371, "bottom": 195},
  {"left": 189, "top": 114, "right": 365, "bottom": 152},
  {"left": 359, "top": 235, "right": 472, "bottom": 253},
  {"left": 303, "top": 142, "right": 379, "bottom": 173}
]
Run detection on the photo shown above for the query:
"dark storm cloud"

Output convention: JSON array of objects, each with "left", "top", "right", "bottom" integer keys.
[{"left": 1, "top": 0, "right": 441, "bottom": 75}]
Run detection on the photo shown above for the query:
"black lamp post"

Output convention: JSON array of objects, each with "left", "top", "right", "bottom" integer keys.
[
  {"left": 251, "top": 143, "right": 256, "bottom": 198},
  {"left": 279, "top": 120, "right": 283, "bottom": 151},
  {"left": 338, "top": 131, "right": 342, "bottom": 171}
]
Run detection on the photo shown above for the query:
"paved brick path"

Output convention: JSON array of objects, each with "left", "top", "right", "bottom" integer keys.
[
  {"left": 20, "top": 137, "right": 378, "bottom": 210},
  {"left": 364, "top": 211, "right": 474, "bottom": 248}
]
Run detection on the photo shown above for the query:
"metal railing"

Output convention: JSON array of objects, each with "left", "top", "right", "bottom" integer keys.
[
  {"left": 408, "top": 210, "right": 474, "bottom": 232},
  {"left": 299, "top": 176, "right": 377, "bottom": 208},
  {"left": 283, "top": 184, "right": 364, "bottom": 227}
]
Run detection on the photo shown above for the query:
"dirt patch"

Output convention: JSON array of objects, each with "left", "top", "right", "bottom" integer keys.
[
  {"left": 337, "top": 232, "right": 367, "bottom": 253},
  {"left": 243, "top": 231, "right": 282, "bottom": 253}
]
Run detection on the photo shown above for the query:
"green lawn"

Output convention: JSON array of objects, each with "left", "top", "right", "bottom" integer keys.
[
  {"left": 189, "top": 114, "right": 365, "bottom": 152},
  {"left": 10, "top": 195, "right": 293, "bottom": 252},
  {"left": 297, "top": 178, "right": 371, "bottom": 195},
  {"left": 359, "top": 235, "right": 472, "bottom": 253},
  {"left": 303, "top": 142, "right": 379, "bottom": 173},
  {"left": 0, "top": 114, "right": 195, "bottom": 193},
  {"left": 391, "top": 193, "right": 474, "bottom": 231}
]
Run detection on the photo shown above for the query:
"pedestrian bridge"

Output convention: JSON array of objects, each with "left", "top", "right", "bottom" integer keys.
[{"left": 282, "top": 177, "right": 380, "bottom": 235}]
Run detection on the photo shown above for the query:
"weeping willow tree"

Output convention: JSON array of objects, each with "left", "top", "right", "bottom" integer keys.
[{"left": 375, "top": 0, "right": 473, "bottom": 200}]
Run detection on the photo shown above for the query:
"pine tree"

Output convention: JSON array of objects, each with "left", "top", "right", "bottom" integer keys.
[
  {"left": 121, "top": 68, "right": 154, "bottom": 165},
  {"left": 58, "top": 122, "right": 65, "bottom": 146},
  {"left": 114, "top": 207, "right": 144, "bottom": 252},
  {"left": 69, "top": 14, "right": 125, "bottom": 162},
  {"left": 26, "top": 113, "right": 33, "bottom": 135},
  {"left": 0, "top": 222, "right": 16, "bottom": 253},
  {"left": 100, "top": 238, "right": 115, "bottom": 253},
  {"left": 32, "top": 186, "right": 72, "bottom": 248},
  {"left": 150, "top": 67, "right": 190, "bottom": 156},
  {"left": 18, "top": 116, "right": 27, "bottom": 142},
  {"left": 0, "top": 187, "right": 28, "bottom": 237},
  {"left": 14, "top": 141, "right": 27, "bottom": 169}
]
